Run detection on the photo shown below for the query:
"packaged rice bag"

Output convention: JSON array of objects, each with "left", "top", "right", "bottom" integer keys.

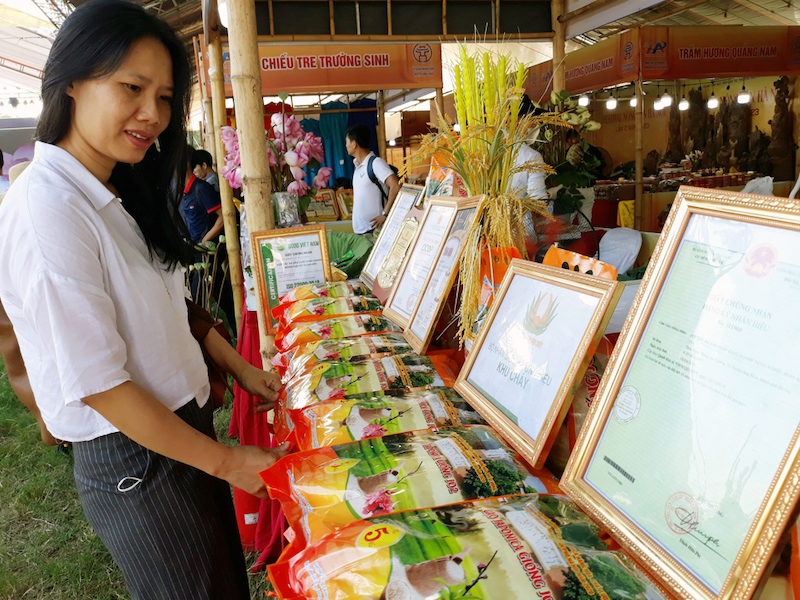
[
  {"left": 269, "top": 494, "right": 666, "bottom": 600},
  {"left": 271, "top": 333, "right": 413, "bottom": 380},
  {"left": 293, "top": 387, "right": 487, "bottom": 451},
  {"left": 279, "top": 280, "right": 369, "bottom": 304},
  {"left": 272, "top": 296, "right": 383, "bottom": 328},
  {"left": 546, "top": 336, "right": 615, "bottom": 477},
  {"left": 275, "top": 315, "right": 403, "bottom": 352},
  {"left": 260, "top": 425, "right": 560, "bottom": 547},
  {"left": 274, "top": 353, "right": 461, "bottom": 441}
]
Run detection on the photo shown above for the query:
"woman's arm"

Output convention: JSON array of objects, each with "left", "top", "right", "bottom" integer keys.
[
  {"left": 201, "top": 326, "right": 281, "bottom": 413},
  {"left": 83, "top": 381, "right": 289, "bottom": 497}
]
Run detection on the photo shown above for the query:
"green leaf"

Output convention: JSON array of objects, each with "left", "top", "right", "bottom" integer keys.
[
  {"left": 219, "top": 235, "right": 226, "bottom": 243},
  {"left": 204, "top": 241, "right": 217, "bottom": 251},
  {"left": 278, "top": 92, "right": 288, "bottom": 101}
]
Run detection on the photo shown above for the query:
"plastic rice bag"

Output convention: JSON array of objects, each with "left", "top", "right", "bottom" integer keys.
[
  {"left": 275, "top": 315, "right": 403, "bottom": 353},
  {"left": 260, "top": 426, "right": 560, "bottom": 547},
  {"left": 269, "top": 494, "right": 666, "bottom": 600},
  {"left": 271, "top": 333, "right": 413, "bottom": 380},
  {"left": 292, "top": 387, "right": 487, "bottom": 451},
  {"left": 273, "top": 296, "right": 383, "bottom": 328},
  {"left": 274, "top": 353, "right": 461, "bottom": 442},
  {"left": 279, "top": 280, "right": 370, "bottom": 304}
]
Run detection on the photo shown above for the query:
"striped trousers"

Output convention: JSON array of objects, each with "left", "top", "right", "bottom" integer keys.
[{"left": 72, "top": 399, "right": 250, "bottom": 600}]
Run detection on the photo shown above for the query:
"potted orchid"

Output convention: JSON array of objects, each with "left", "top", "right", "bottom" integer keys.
[{"left": 219, "top": 108, "right": 332, "bottom": 226}]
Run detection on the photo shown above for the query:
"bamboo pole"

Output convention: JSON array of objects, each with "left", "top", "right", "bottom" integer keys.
[
  {"left": 227, "top": 0, "right": 278, "bottom": 363},
  {"left": 558, "top": 0, "right": 616, "bottom": 22},
  {"left": 208, "top": 34, "right": 245, "bottom": 335},
  {"left": 202, "top": 97, "right": 217, "bottom": 164},
  {"left": 377, "top": 91, "right": 387, "bottom": 158},
  {"left": 634, "top": 75, "right": 644, "bottom": 231},
  {"left": 551, "top": 0, "right": 566, "bottom": 92}
]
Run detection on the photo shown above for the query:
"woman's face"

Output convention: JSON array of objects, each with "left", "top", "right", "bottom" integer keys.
[{"left": 63, "top": 36, "right": 174, "bottom": 179}]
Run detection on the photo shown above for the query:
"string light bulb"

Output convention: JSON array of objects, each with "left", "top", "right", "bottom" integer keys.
[
  {"left": 654, "top": 99, "right": 663, "bottom": 110},
  {"left": 737, "top": 80, "right": 751, "bottom": 104},
  {"left": 388, "top": 139, "right": 396, "bottom": 147},
  {"left": 661, "top": 90, "right": 672, "bottom": 107},
  {"left": 678, "top": 95, "right": 689, "bottom": 111},
  {"left": 606, "top": 95, "right": 617, "bottom": 110},
  {"left": 629, "top": 96, "right": 637, "bottom": 107},
  {"left": 707, "top": 92, "right": 719, "bottom": 109},
  {"left": 578, "top": 94, "right": 590, "bottom": 107}
]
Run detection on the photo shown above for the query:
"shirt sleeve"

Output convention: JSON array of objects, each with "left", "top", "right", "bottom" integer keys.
[
  {"left": 197, "top": 181, "right": 222, "bottom": 214},
  {"left": 24, "top": 270, "right": 131, "bottom": 406},
  {"left": 373, "top": 157, "right": 396, "bottom": 185}
]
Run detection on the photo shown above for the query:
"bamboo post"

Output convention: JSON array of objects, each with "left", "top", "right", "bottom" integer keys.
[
  {"left": 208, "top": 33, "right": 245, "bottom": 335},
  {"left": 634, "top": 75, "right": 644, "bottom": 231},
  {"left": 202, "top": 97, "right": 217, "bottom": 164},
  {"left": 226, "top": 0, "right": 278, "bottom": 363},
  {"left": 435, "top": 87, "right": 445, "bottom": 131},
  {"left": 377, "top": 90, "right": 387, "bottom": 158},
  {"left": 551, "top": 0, "right": 566, "bottom": 92}
]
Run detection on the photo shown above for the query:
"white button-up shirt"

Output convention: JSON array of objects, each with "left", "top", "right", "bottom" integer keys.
[
  {"left": 0, "top": 142, "right": 209, "bottom": 442},
  {"left": 352, "top": 152, "right": 394, "bottom": 234}
]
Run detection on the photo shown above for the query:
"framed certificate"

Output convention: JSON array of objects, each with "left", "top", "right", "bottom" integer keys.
[
  {"left": 561, "top": 187, "right": 800, "bottom": 600},
  {"left": 305, "top": 189, "right": 340, "bottom": 222},
  {"left": 360, "top": 183, "right": 423, "bottom": 290},
  {"left": 335, "top": 189, "right": 353, "bottom": 218},
  {"left": 383, "top": 196, "right": 477, "bottom": 329},
  {"left": 455, "top": 259, "right": 621, "bottom": 469},
  {"left": 251, "top": 225, "right": 331, "bottom": 333},
  {"left": 403, "top": 197, "right": 483, "bottom": 353}
]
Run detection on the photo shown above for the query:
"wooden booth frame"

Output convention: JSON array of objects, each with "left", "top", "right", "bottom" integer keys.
[
  {"left": 251, "top": 224, "right": 331, "bottom": 334},
  {"left": 403, "top": 196, "right": 484, "bottom": 353},
  {"left": 561, "top": 187, "right": 800, "bottom": 600},
  {"left": 455, "top": 258, "right": 621, "bottom": 470},
  {"left": 360, "top": 183, "right": 424, "bottom": 290},
  {"left": 383, "top": 195, "right": 481, "bottom": 329}
]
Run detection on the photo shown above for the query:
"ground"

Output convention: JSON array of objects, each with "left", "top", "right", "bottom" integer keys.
[{"left": 0, "top": 359, "right": 273, "bottom": 600}]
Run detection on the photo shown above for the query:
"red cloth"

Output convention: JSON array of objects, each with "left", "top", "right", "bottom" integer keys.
[{"left": 228, "top": 304, "right": 287, "bottom": 563}]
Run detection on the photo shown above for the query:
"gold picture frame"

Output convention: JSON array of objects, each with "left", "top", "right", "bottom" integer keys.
[
  {"left": 305, "top": 189, "right": 340, "bottom": 222},
  {"left": 403, "top": 196, "right": 484, "bottom": 353},
  {"left": 383, "top": 196, "right": 479, "bottom": 329},
  {"left": 251, "top": 224, "right": 331, "bottom": 334},
  {"left": 335, "top": 189, "right": 353, "bottom": 218},
  {"left": 360, "top": 183, "right": 423, "bottom": 290},
  {"left": 561, "top": 187, "right": 800, "bottom": 600},
  {"left": 454, "top": 258, "right": 621, "bottom": 470}
]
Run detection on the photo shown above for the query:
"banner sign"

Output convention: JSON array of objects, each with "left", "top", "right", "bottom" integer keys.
[
  {"left": 640, "top": 26, "right": 800, "bottom": 79},
  {"left": 201, "top": 39, "right": 442, "bottom": 97},
  {"left": 525, "top": 26, "right": 800, "bottom": 98},
  {"left": 526, "top": 30, "right": 638, "bottom": 99}
]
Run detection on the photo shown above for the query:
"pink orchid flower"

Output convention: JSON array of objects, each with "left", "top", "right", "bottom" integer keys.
[
  {"left": 363, "top": 423, "right": 388, "bottom": 438},
  {"left": 312, "top": 304, "right": 327, "bottom": 315},
  {"left": 364, "top": 488, "right": 395, "bottom": 515},
  {"left": 287, "top": 179, "right": 309, "bottom": 197},
  {"left": 313, "top": 167, "right": 333, "bottom": 190},
  {"left": 317, "top": 325, "right": 333, "bottom": 339}
]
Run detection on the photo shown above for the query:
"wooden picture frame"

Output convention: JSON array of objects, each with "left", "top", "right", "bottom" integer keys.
[
  {"left": 561, "top": 187, "right": 800, "bottom": 600},
  {"left": 251, "top": 224, "right": 331, "bottom": 334},
  {"left": 305, "top": 189, "right": 340, "bottom": 222},
  {"left": 335, "top": 189, "right": 353, "bottom": 218},
  {"left": 454, "top": 258, "right": 621, "bottom": 470},
  {"left": 360, "top": 183, "right": 423, "bottom": 290},
  {"left": 383, "top": 196, "right": 481, "bottom": 329},
  {"left": 403, "top": 197, "right": 483, "bottom": 353}
]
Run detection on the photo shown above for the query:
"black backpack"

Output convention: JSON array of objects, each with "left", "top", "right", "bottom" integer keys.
[{"left": 366, "top": 155, "right": 393, "bottom": 208}]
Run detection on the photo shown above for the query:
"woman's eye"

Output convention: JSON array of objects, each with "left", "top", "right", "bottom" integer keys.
[
  {"left": 127, "top": 84, "right": 141, "bottom": 92},
  {"left": 160, "top": 96, "right": 173, "bottom": 102}
]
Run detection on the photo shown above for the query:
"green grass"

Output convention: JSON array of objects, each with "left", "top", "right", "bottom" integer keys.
[{"left": 0, "top": 362, "right": 273, "bottom": 599}]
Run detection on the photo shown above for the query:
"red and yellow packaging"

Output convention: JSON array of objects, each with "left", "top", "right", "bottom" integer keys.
[
  {"left": 292, "top": 387, "right": 487, "bottom": 451},
  {"left": 268, "top": 494, "right": 665, "bottom": 600},
  {"left": 278, "top": 280, "right": 370, "bottom": 304},
  {"left": 272, "top": 296, "right": 382, "bottom": 328},
  {"left": 275, "top": 315, "right": 403, "bottom": 353},
  {"left": 260, "top": 426, "right": 560, "bottom": 548}
]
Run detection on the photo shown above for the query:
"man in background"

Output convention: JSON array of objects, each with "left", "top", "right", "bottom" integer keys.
[
  {"left": 191, "top": 148, "right": 220, "bottom": 192},
  {"left": 182, "top": 148, "right": 223, "bottom": 245},
  {"left": 345, "top": 124, "right": 401, "bottom": 236}
]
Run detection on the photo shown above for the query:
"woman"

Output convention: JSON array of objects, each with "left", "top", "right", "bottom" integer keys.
[{"left": 0, "top": 1, "right": 288, "bottom": 598}]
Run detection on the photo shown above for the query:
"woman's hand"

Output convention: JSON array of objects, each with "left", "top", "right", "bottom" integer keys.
[
  {"left": 237, "top": 364, "right": 282, "bottom": 414},
  {"left": 220, "top": 442, "right": 292, "bottom": 497}
]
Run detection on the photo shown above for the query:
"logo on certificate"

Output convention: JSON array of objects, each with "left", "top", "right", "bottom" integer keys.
[
  {"left": 523, "top": 292, "right": 558, "bottom": 337},
  {"left": 665, "top": 492, "right": 699, "bottom": 535},
  {"left": 613, "top": 386, "right": 641, "bottom": 423}
]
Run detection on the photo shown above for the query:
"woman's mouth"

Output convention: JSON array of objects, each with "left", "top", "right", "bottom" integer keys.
[{"left": 125, "top": 130, "right": 153, "bottom": 149}]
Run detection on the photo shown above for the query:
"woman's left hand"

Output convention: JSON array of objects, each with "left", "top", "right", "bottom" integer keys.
[{"left": 237, "top": 365, "right": 282, "bottom": 413}]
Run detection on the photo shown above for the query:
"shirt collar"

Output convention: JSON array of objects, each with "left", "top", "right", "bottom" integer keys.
[
  {"left": 353, "top": 151, "right": 375, "bottom": 168},
  {"left": 33, "top": 142, "right": 117, "bottom": 211},
  {"left": 183, "top": 174, "right": 197, "bottom": 194}
]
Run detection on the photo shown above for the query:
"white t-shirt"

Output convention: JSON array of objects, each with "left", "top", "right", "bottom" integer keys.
[
  {"left": 351, "top": 152, "right": 394, "bottom": 234},
  {"left": 0, "top": 142, "right": 210, "bottom": 442},
  {"left": 510, "top": 143, "right": 548, "bottom": 200}
]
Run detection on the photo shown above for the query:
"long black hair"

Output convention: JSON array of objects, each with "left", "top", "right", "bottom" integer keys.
[{"left": 37, "top": 0, "right": 194, "bottom": 268}]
